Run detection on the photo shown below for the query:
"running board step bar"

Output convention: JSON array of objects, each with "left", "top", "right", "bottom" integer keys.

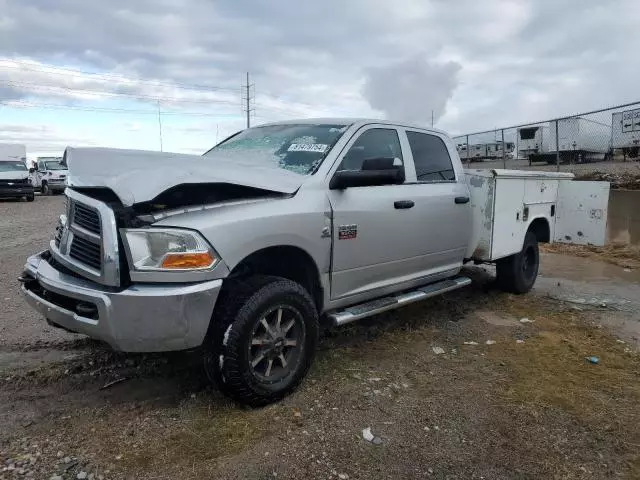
[{"left": 328, "top": 276, "right": 472, "bottom": 326}]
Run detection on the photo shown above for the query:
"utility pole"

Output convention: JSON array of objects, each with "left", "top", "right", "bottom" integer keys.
[
  {"left": 157, "top": 100, "right": 163, "bottom": 152},
  {"left": 242, "top": 72, "right": 254, "bottom": 128}
]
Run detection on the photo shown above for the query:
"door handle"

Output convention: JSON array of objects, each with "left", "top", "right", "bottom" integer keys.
[
  {"left": 394, "top": 200, "right": 415, "bottom": 209},
  {"left": 455, "top": 196, "right": 470, "bottom": 204}
]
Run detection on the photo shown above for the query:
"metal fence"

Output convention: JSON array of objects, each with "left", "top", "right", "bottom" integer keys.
[{"left": 453, "top": 100, "right": 640, "bottom": 173}]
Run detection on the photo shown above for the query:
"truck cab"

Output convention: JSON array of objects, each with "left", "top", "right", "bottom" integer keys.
[
  {"left": 0, "top": 143, "right": 34, "bottom": 202},
  {"left": 20, "top": 119, "right": 609, "bottom": 406},
  {"left": 34, "top": 157, "right": 68, "bottom": 195}
]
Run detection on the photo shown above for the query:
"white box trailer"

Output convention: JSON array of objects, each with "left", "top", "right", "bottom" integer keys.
[
  {"left": 612, "top": 110, "right": 640, "bottom": 158},
  {"left": 465, "top": 169, "right": 609, "bottom": 261},
  {"left": 0, "top": 143, "right": 27, "bottom": 163},
  {"left": 547, "top": 117, "right": 612, "bottom": 162},
  {"left": 517, "top": 125, "right": 551, "bottom": 159},
  {"left": 522, "top": 118, "right": 612, "bottom": 164}
]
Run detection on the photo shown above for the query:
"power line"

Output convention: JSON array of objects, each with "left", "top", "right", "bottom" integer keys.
[
  {"left": 0, "top": 80, "right": 240, "bottom": 106},
  {"left": 1, "top": 61, "right": 306, "bottom": 104},
  {"left": 4, "top": 100, "right": 237, "bottom": 116},
  {"left": 0, "top": 60, "right": 239, "bottom": 93}
]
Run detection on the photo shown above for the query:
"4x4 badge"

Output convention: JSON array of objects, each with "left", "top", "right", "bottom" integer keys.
[{"left": 338, "top": 224, "right": 357, "bottom": 240}]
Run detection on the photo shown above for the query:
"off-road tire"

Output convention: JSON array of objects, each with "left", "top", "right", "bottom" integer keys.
[
  {"left": 496, "top": 231, "right": 539, "bottom": 294},
  {"left": 204, "top": 275, "right": 319, "bottom": 407}
]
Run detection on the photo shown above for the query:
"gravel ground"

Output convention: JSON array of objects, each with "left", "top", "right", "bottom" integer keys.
[
  {"left": 0, "top": 191, "right": 638, "bottom": 480},
  {"left": 0, "top": 195, "right": 79, "bottom": 349}
]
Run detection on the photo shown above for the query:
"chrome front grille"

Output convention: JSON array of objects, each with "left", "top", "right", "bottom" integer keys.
[
  {"left": 49, "top": 189, "right": 121, "bottom": 287},
  {"left": 72, "top": 202, "right": 101, "bottom": 235},
  {"left": 69, "top": 234, "right": 102, "bottom": 270}
]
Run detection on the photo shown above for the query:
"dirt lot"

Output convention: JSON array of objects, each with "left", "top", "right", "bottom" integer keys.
[{"left": 1, "top": 196, "right": 639, "bottom": 480}]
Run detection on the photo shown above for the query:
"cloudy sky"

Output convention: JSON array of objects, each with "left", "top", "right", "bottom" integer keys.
[{"left": 1, "top": 0, "right": 638, "bottom": 158}]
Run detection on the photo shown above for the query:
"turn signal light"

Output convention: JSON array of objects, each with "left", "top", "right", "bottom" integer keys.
[{"left": 160, "top": 252, "right": 215, "bottom": 269}]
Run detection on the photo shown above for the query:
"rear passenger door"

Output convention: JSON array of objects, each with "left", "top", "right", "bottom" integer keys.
[{"left": 401, "top": 129, "right": 472, "bottom": 274}]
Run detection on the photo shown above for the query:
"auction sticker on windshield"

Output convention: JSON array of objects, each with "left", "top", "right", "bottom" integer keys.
[{"left": 287, "top": 143, "right": 328, "bottom": 153}]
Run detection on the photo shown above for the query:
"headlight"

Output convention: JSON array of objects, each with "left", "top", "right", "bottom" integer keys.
[{"left": 122, "top": 228, "right": 217, "bottom": 271}]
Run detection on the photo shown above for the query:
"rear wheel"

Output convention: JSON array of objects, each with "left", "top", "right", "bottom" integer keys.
[
  {"left": 204, "top": 275, "right": 319, "bottom": 407},
  {"left": 26, "top": 194, "right": 34, "bottom": 202},
  {"left": 496, "top": 231, "right": 539, "bottom": 294}
]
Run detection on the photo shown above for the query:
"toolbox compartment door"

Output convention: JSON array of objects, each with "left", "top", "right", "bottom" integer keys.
[{"left": 554, "top": 181, "right": 609, "bottom": 246}]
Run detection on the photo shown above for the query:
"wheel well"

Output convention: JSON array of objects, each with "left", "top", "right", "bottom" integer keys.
[
  {"left": 528, "top": 217, "right": 550, "bottom": 243},
  {"left": 228, "top": 246, "right": 323, "bottom": 311}
]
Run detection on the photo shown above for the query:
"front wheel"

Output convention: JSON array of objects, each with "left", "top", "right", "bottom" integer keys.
[
  {"left": 496, "top": 231, "right": 539, "bottom": 294},
  {"left": 204, "top": 276, "right": 319, "bottom": 407},
  {"left": 26, "top": 194, "right": 35, "bottom": 202},
  {"left": 41, "top": 182, "right": 50, "bottom": 195}
]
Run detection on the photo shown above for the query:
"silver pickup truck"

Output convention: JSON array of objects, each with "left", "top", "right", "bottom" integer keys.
[{"left": 20, "top": 119, "right": 609, "bottom": 406}]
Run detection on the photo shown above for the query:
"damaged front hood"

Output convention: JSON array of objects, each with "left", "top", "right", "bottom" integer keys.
[{"left": 64, "top": 147, "right": 304, "bottom": 206}]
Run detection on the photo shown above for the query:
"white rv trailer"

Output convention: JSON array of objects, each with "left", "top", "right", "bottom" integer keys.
[
  {"left": 456, "top": 143, "right": 485, "bottom": 162},
  {"left": 486, "top": 141, "right": 515, "bottom": 159},
  {"left": 457, "top": 141, "right": 515, "bottom": 161},
  {"left": 469, "top": 143, "right": 486, "bottom": 159},
  {"left": 612, "top": 110, "right": 640, "bottom": 158}
]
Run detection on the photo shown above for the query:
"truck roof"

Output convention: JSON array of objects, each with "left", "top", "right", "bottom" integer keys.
[{"left": 257, "top": 117, "right": 450, "bottom": 137}]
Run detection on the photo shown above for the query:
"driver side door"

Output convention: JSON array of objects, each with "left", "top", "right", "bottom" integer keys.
[{"left": 327, "top": 125, "right": 419, "bottom": 302}]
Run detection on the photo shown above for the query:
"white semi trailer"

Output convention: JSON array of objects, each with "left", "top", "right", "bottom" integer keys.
[
  {"left": 520, "top": 118, "right": 612, "bottom": 164},
  {"left": 612, "top": 110, "right": 640, "bottom": 159},
  {"left": 517, "top": 125, "right": 551, "bottom": 160}
]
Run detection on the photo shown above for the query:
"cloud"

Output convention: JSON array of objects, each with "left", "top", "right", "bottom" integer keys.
[
  {"left": 0, "top": 123, "right": 102, "bottom": 158},
  {"left": 0, "top": 0, "right": 639, "bottom": 143},
  {"left": 363, "top": 57, "right": 461, "bottom": 125}
]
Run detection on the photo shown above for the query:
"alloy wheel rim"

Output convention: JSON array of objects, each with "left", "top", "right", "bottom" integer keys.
[{"left": 249, "top": 306, "right": 304, "bottom": 383}]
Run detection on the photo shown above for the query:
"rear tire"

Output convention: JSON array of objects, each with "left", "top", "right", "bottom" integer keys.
[
  {"left": 26, "top": 194, "right": 34, "bottom": 202},
  {"left": 204, "top": 275, "right": 319, "bottom": 407},
  {"left": 496, "top": 231, "right": 539, "bottom": 294}
]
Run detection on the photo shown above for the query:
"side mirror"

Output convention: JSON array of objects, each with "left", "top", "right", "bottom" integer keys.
[
  {"left": 329, "top": 157, "right": 405, "bottom": 190},
  {"left": 28, "top": 167, "right": 35, "bottom": 174}
]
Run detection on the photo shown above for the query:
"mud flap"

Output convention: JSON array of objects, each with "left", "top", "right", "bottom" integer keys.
[{"left": 554, "top": 181, "right": 610, "bottom": 246}]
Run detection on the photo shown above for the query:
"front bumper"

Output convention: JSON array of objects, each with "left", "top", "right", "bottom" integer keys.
[
  {"left": 21, "top": 252, "right": 222, "bottom": 352},
  {"left": 0, "top": 185, "right": 34, "bottom": 198},
  {"left": 47, "top": 181, "right": 66, "bottom": 191}
]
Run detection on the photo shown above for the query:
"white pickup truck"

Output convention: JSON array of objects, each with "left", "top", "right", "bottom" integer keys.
[
  {"left": 33, "top": 157, "right": 68, "bottom": 195},
  {"left": 20, "top": 119, "right": 609, "bottom": 406}
]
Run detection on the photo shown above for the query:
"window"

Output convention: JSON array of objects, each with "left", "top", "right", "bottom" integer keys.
[
  {"left": 44, "top": 161, "right": 65, "bottom": 170},
  {"left": 204, "top": 123, "right": 349, "bottom": 175},
  {"left": 0, "top": 162, "right": 27, "bottom": 172},
  {"left": 338, "top": 128, "right": 403, "bottom": 171},
  {"left": 406, "top": 131, "right": 455, "bottom": 182}
]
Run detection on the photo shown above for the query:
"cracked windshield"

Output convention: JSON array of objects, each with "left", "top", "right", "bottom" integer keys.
[{"left": 204, "top": 123, "right": 349, "bottom": 175}]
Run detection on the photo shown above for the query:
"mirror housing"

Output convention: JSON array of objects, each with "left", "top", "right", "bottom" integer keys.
[
  {"left": 329, "top": 157, "right": 405, "bottom": 190},
  {"left": 28, "top": 167, "right": 35, "bottom": 174}
]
